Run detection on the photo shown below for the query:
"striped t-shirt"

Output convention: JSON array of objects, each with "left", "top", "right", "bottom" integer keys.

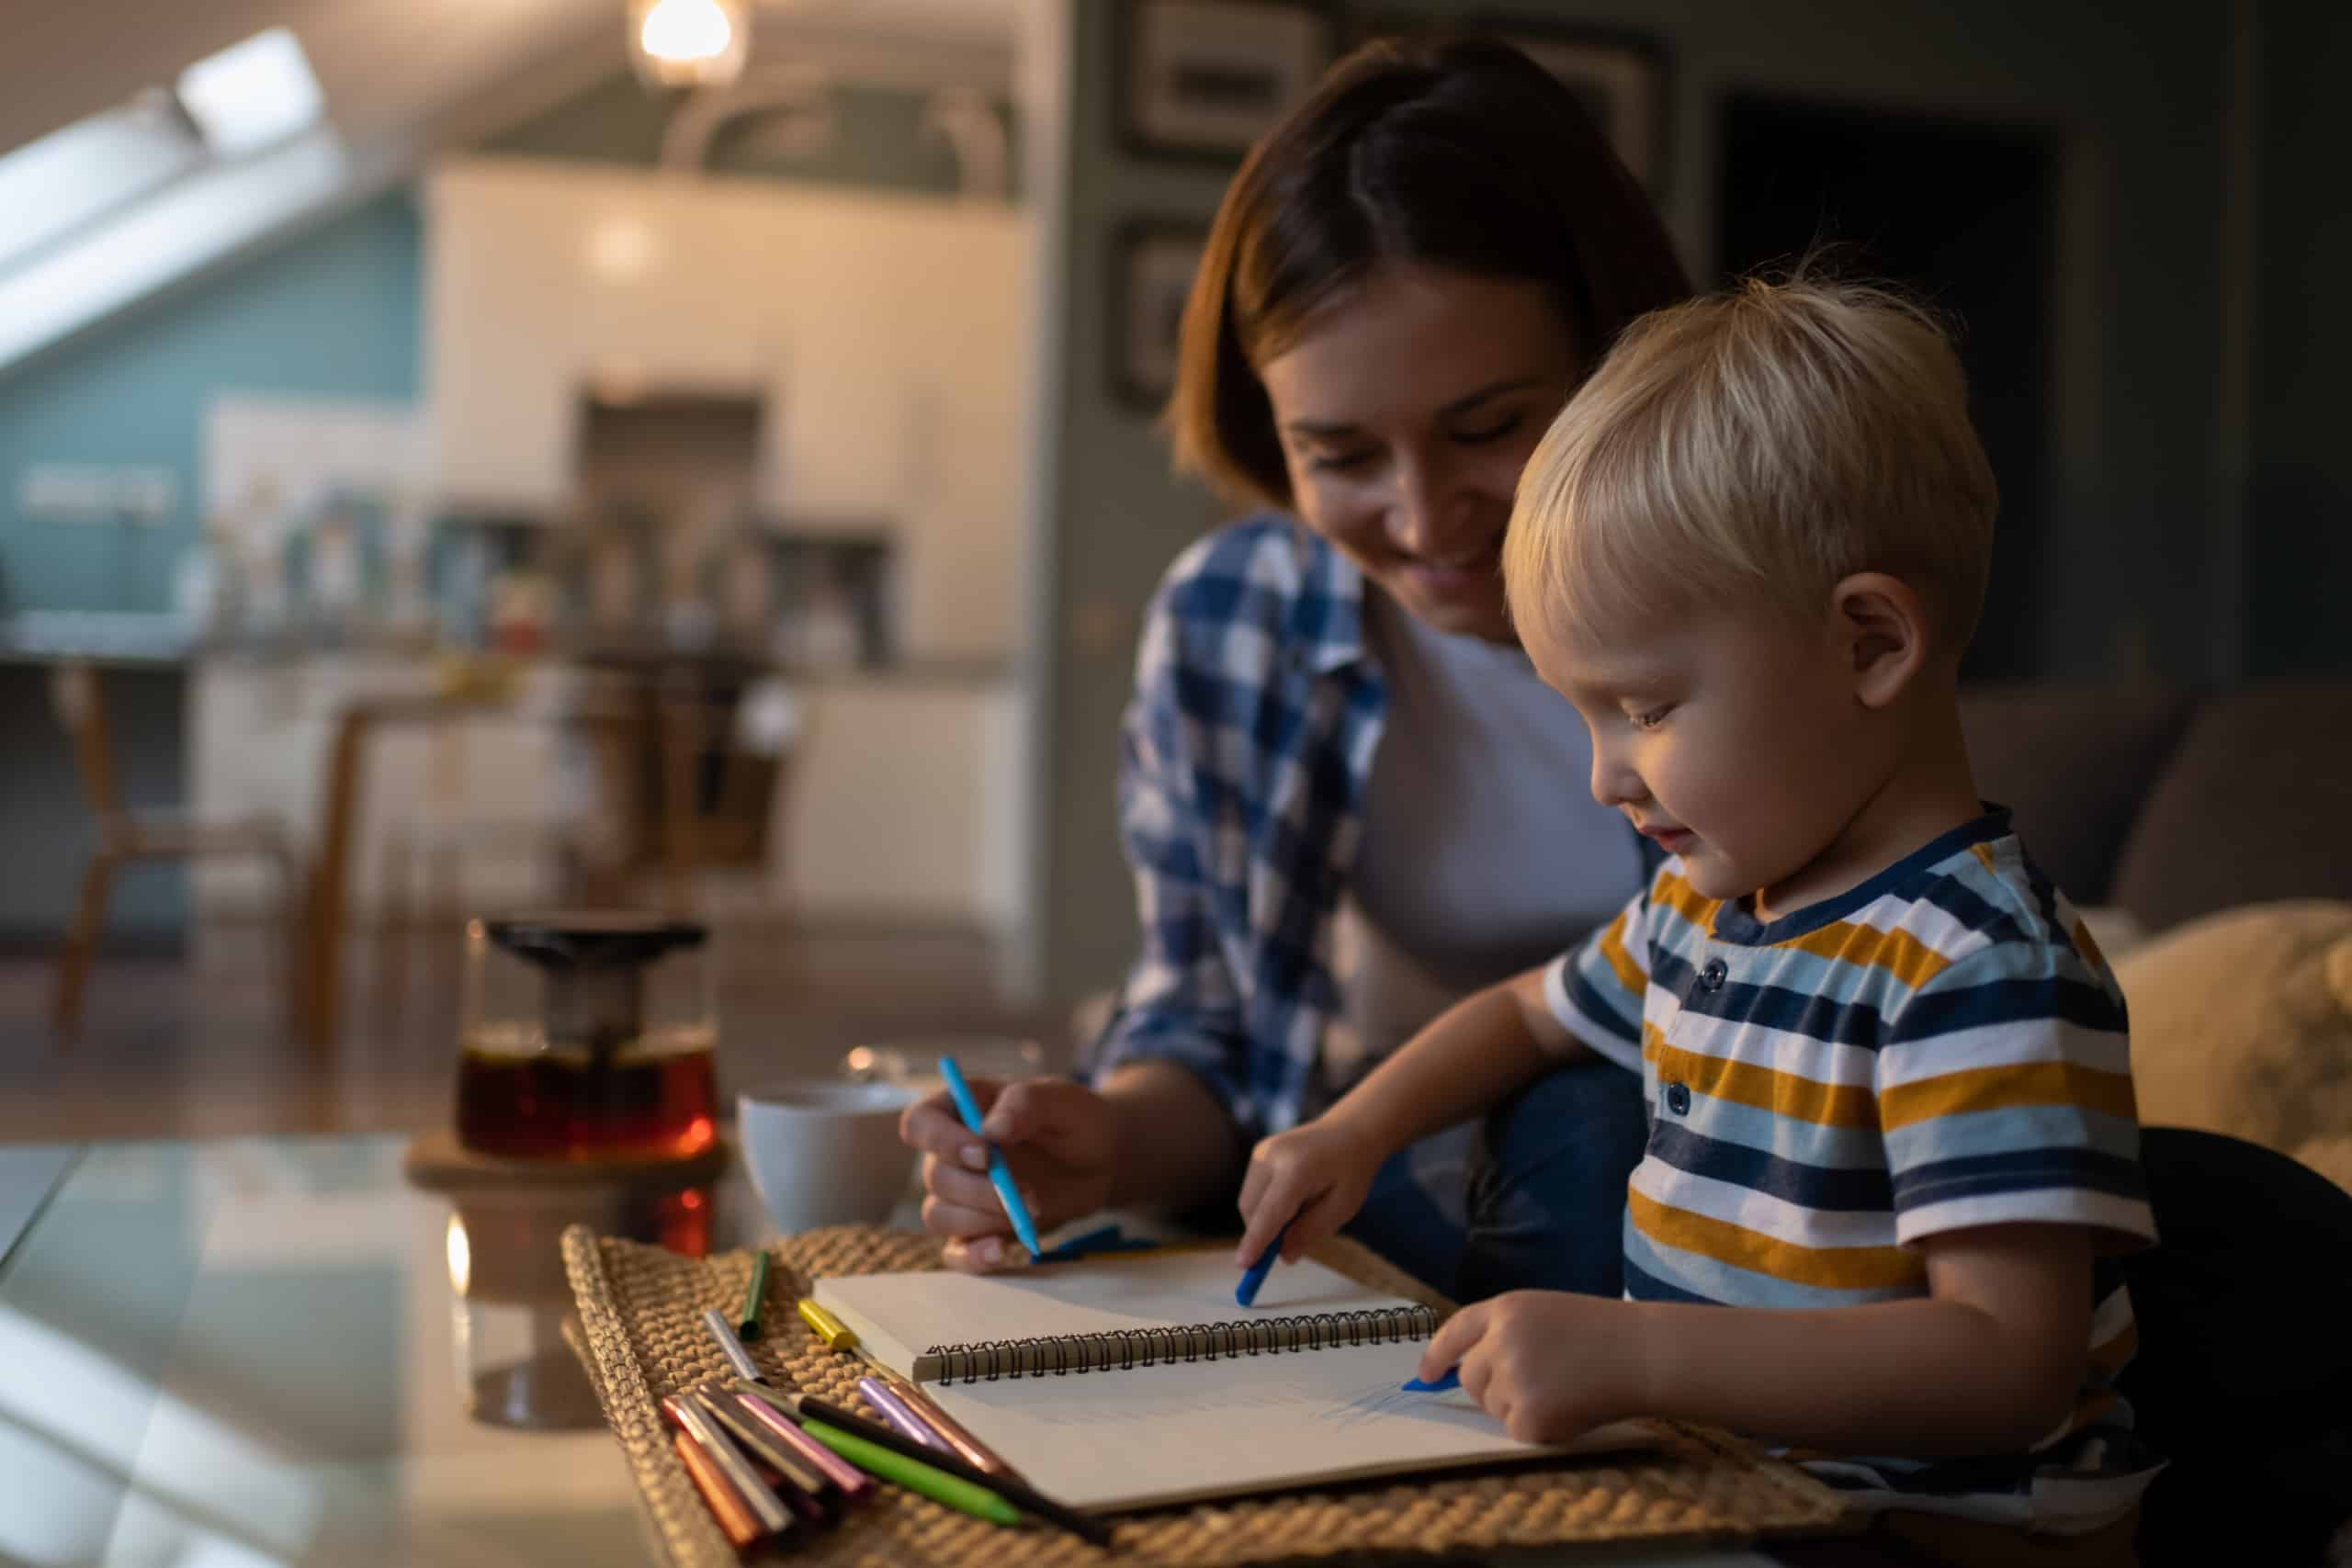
[{"left": 1544, "top": 809, "right": 2161, "bottom": 1530}]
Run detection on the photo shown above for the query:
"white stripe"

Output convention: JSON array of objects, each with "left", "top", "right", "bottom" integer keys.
[
  {"left": 1837, "top": 891, "right": 1983, "bottom": 960},
  {"left": 2089, "top": 1282, "right": 2136, "bottom": 1346},
  {"left": 1873, "top": 1016, "right": 2132, "bottom": 1086},
  {"left": 1631, "top": 1161, "right": 1899, "bottom": 1250},
  {"left": 1894, "top": 1190, "right": 2156, "bottom": 1247},
  {"left": 1664, "top": 1010, "right": 1878, "bottom": 1087}
]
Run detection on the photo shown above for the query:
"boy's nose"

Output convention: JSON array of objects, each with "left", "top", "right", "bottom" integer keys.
[{"left": 1589, "top": 750, "right": 1645, "bottom": 809}]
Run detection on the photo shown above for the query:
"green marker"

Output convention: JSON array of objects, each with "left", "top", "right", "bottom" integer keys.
[
  {"left": 801, "top": 1418, "right": 1026, "bottom": 1528},
  {"left": 738, "top": 1250, "right": 772, "bottom": 1341}
]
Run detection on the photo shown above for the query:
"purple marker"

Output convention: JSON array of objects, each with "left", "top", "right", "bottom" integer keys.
[
  {"left": 857, "top": 1373, "right": 954, "bottom": 1454},
  {"left": 726, "top": 1383, "right": 876, "bottom": 1499}
]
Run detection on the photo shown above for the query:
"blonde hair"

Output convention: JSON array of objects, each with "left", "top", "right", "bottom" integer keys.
[{"left": 1503, "top": 274, "right": 1998, "bottom": 651}]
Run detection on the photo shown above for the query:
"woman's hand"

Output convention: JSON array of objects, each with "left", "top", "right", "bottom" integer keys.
[
  {"left": 1234, "top": 1114, "right": 1385, "bottom": 1270},
  {"left": 1416, "top": 1291, "right": 1650, "bottom": 1444},
  {"left": 899, "top": 1076, "right": 1118, "bottom": 1272}
]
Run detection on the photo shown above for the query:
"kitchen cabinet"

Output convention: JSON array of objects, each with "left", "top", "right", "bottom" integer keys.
[{"left": 422, "top": 158, "right": 1034, "bottom": 665}]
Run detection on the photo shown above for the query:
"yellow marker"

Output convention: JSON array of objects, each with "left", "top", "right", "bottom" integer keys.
[{"left": 797, "top": 1296, "right": 858, "bottom": 1352}]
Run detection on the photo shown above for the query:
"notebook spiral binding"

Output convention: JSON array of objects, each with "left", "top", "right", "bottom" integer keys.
[{"left": 920, "top": 1303, "right": 1441, "bottom": 1385}]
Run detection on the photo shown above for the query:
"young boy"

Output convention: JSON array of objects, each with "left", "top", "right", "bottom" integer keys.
[{"left": 1235, "top": 277, "right": 2159, "bottom": 1556}]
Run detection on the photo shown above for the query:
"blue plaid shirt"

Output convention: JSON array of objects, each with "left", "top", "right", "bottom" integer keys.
[{"left": 1089, "top": 514, "right": 1657, "bottom": 1142}]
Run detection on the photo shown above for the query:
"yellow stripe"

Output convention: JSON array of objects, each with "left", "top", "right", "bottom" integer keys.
[
  {"left": 2071, "top": 917, "right": 2107, "bottom": 969},
  {"left": 1650, "top": 1034, "right": 1880, "bottom": 1129},
  {"left": 1597, "top": 908, "right": 1645, "bottom": 996},
  {"left": 1970, "top": 842, "right": 1999, "bottom": 875},
  {"left": 1779, "top": 920, "right": 1955, "bottom": 988},
  {"left": 1652, "top": 873, "right": 1721, "bottom": 936},
  {"left": 1879, "top": 1059, "right": 2140, "bottom": 1131},
  {"left": 1628, "top": 1188, "right": 1925, "bottom": 1292}
]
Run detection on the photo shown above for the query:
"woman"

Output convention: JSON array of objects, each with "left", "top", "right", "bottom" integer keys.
[{"left": 901, "top": 35, "right": 1691, "bottom": 1297}]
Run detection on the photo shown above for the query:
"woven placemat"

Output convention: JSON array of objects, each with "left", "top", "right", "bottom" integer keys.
[{"left": 562, "top": 1224, "right": 1851, "bottom": 1566}]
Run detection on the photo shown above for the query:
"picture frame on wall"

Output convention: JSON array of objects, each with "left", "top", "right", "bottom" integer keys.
[
  {"left": 1111, "top": 221, "right": 1209, "bottom": 412},
  {"left": 1119, "top": 0, "right": 1336, "bottom": 161},
  {"left": 1486, "top": 21, "right": 1668, "bottom": 192}
]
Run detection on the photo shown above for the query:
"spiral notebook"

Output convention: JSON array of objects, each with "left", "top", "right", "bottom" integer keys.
[{"left": 813, "top": 1247, "right": 1656, "bottom": 1512}]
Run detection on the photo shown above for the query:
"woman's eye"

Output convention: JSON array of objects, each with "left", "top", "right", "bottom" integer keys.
[
  {"left": 1306, "top": 448, "right": 1375, "bottom": 473},
  {"left": 1631, "top": 706, "right": 1673, "bottom": 732},
  {"left": 1453, "top": 415, "right": 1524, "bottom": 445}
]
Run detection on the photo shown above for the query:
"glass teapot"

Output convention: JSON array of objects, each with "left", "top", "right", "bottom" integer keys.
[{"left": 456, "top": 911, "right": 718, "bottom": 1160}]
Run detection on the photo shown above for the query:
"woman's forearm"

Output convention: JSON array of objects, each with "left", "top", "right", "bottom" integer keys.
[
  {"left": 1099, "top": 1061, "right": 1250, "bottom": 1213},
  {"left": 1326, "top": 973, "right": 1576, "bottom": 1159}
]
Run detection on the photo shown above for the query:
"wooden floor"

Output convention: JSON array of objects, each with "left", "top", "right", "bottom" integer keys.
[{"left": 0, "top": 918, "right": 1064, "bottom": 1144}]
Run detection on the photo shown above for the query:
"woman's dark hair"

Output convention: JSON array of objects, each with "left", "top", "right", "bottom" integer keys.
[{"left": 1167, "top": 34, "right": 1692, "bottom": 510}]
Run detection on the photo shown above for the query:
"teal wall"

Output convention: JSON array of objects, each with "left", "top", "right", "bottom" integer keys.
[
  {"left": 0, "top": 191, "right": 422, "bottom": 937},
  {"left": 0, "top": 191, "right": 423, "bottom": 616}
]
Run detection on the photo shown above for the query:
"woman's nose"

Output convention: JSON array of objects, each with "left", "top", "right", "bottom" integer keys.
[{"left": 1385, "top": 451, "right": 1476, "bottom": 557}]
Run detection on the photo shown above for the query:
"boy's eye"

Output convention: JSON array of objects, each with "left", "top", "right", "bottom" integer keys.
[
  {"left": 1631, "top": 705, "right": 1673, "bottom": 731},
  {"left": 1306, "top": 448, "right": 1376, "bottom": 473}
]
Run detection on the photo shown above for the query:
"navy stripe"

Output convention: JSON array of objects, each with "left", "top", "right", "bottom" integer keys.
[
  {"left": 1893, "top": 1146, "right": 2149, "bottom": 1210},
  {"left": 1566, "top": 967, "right": 1643, "bottom": 1049},
  {"left": 1708, "top": 810, "right": 2012, "bottom": 945},
  {"left": 1894, "top": 973, "right": 2126, "bottom": 1039},
  {"left": 1623, "top": 1255, "right": 1724, "bottom": 1305},
  {"left": 1647, "top": 1123, "right": 1894, "bottom": 1212}
]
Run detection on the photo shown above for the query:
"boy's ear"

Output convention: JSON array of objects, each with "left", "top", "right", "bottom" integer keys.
[{"left": 1832, "top": 572, "right": 1929, "bottom": 709}]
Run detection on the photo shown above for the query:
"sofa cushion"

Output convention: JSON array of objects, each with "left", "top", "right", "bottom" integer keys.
[
  {"left": 1959, "top": 683, "right": 2194, "bottom": 904},
  {"left": 2111, "top": 682, "right": 2352, "bottom": 932}
]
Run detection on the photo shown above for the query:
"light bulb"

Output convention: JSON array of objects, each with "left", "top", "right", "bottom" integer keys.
[{"left": 639, "top": 0, "right": 731, "bottom": 64}]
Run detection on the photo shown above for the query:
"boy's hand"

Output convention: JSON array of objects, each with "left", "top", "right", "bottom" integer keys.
[
  {"left": 1234, "top": 1115, "right": 1385, "bottom": 1269},
  {"left": 1418, "top": 1291, "right": 1650, "bottom": 1444}
]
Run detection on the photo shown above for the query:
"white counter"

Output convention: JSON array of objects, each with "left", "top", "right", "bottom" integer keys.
[{"left": 188, "top": 655, "right": 1028, "bottom": 931}]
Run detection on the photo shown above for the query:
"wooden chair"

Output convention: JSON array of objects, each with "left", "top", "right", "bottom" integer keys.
[
  {"left": 48, "top": 660, "right": 305, "bottom": 1042},
  {"left": 638, "top": 670, "right": 797, "bottom": 919}
]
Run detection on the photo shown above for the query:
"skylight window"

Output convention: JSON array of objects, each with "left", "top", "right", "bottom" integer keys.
[
  {"left": 0, "top": 93, "right": 203, "bottom": 276},
  {"left": 175, "top": 28, "right": 325, "bottom": 160},
  {"left": 0, "top": 28, "right": 325, "bottom": 283}
]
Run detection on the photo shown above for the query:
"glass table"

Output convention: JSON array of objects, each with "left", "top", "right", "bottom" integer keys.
[{"left": 0, "top": 1136, "right": 1804, "bottom": 1566}]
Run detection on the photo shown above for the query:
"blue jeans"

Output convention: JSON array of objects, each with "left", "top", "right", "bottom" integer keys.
[{"left": 1341, "top": 1058, "right": 1647, "bottom": 1301}]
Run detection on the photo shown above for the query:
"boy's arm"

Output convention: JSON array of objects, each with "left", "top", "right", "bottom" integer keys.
[
  {"left": 1428, "top": 1223, "right": 2094, "bottom": 1454},
  {"left": 1324, "top": 966, "right": 1590, "bottom": 1156},
  {"left": 1632, "top": 1224, "right": 2094, "bottom": 1453},
  {"left": 1233, "top": 967, "right": 1592, "bottom": 1265}
]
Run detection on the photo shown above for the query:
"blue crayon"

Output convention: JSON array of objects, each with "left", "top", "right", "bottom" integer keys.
[
  {"left": 1235, "top": 1218, "right": 1293, "bottom": 1307},
  {"left": 936, "top": 1056, "right": 1044, "bottom": 1259}
]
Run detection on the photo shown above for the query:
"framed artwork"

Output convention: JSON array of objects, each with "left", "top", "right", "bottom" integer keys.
[
  {"left": 1118, "top": 0, "right": 1337, "bottom": 161},
  {"left": 1343, "top": 12, "right": 1669, "bottom": 192},
  {"left": 1111, "top": 221, "right": 1209, "bottom": 411},
  {"left": 1485, "top": 21, "right": 1668, "bottom": 192}
]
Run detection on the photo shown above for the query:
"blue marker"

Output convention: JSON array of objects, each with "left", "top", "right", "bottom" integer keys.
[
  {"left": 1235, "top": 1218, "right": 1293, "bottom": 1307},
  {"left": 1400, "top": 1369, "right": 1461, "bottom": 1393},
  {"left": 936, "top": 1056, "right": 1044, "bottom": 1259}
]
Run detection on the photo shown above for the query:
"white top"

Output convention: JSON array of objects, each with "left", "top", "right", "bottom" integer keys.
[{"left": 1330, "top": 591, "right": 1642, "bottom": 1081}]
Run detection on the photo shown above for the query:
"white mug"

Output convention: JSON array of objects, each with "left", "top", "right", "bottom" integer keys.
[{"left": 738, "top": 1080, "right": 919, "bottom": 1235}]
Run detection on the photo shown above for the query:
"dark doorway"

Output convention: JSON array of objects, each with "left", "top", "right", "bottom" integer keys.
[{"left": 1718, "top": 94, "right": 2058, "bottom": 680}]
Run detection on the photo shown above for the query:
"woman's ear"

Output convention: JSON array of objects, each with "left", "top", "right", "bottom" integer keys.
[{"left": 1832, "top": 572, "right": 1930, "bottom": 709}]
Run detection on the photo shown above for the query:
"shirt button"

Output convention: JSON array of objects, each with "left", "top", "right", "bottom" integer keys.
[
  {"left": 1699, "top": 958, "right": 1727, "bottom": 992},
  {"left": 1665, "top": 1082, "right": 1692, "bottom": 1116}
]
